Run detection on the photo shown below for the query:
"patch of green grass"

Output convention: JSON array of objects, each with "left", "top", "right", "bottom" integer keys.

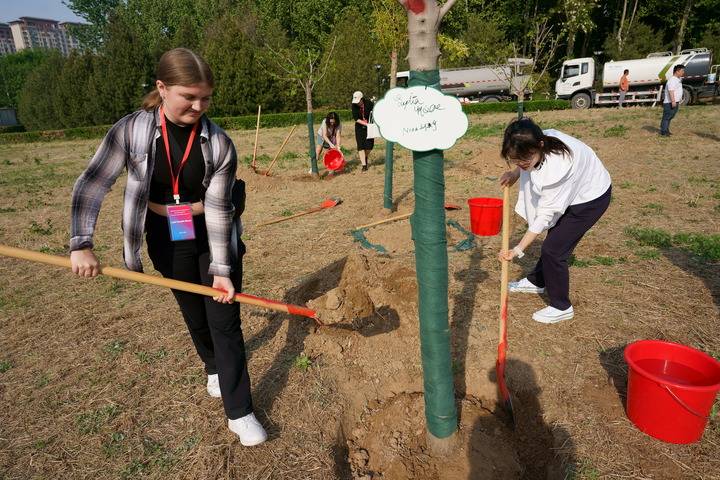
[
  {"left": 120, "top": 459, "right": 148, "bottom": 479},
  {"left": 635, "top": 247, "right": 661, "bottom": 260},
  {"left": 33, "top": 438, "right": 51, "bottom": 450},
  {"left": 625, "top": 227, "right": 720, "bottom": 261},
  {"left": 135, "top": 348, "right": 168, "bottom": 364},
  {"left": 280, "top": 151, "right": 300, "bottom": 160},
  {"left": 603, "top": 124, "right": 628, "bottom": 137},
  {"left": 76, "top": 404, "right": 120, "bottom": 434},
  {"left": 102, "top": 432, "right": 126, "bottom": 458},
  {"left": 293, "top": 353, "right": 312, "bottom": 371},
  {"left": 103, "top": 340, "right": 126, "bottom": 359},
  {"left": 646, "top": 185, "right": 657, "bottom": 192},
  {"left": 687, "top": 175, "right": 717, "bottom": 186},
  {"left": 671, "top": 182, "right": 680, "bottom": 190},
  {"left": 640, "top": 203, "right": 664, "bottom": 215},
  {"left": 618, "top": 181, "right": 634, "bottom": 189},
  {"left": 0, "top": 360, "right": 12, "bottom": 373},
  {"left": 280, "top": 209, "right": 293, "bottom": 217},
  {"left": 29, "top": 220, "right": 53, "bottom": 235},
  {"left": 569, "top": 255, "right": 593, "bottom": 267},
  {"left": 0, "top": 207, "right": 16, "bottom": 213},
  {"left": 567, "top": 458, "right": 601, "bottom": 480},
  {"left": 35, "top": 372, "right": 50, "bottom": 388},
  {"left": 38, "top": 245, "right": 66, "bottom": 254},
  {"left": 465, "top": 123, "right": 505, "bottom": 139}
]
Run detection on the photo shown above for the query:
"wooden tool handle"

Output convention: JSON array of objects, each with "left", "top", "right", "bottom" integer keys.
[
  {"left": 265, "top": 124, "right": 297, "bottom": 177},
  {"left": 353, "top": 212, "right": 412, "bottom": 231},
  {"left": 256, "top": 206, "right": 323, "bottom": 227},
  {"left": 250, "top": 104, "right": 261, "bottom": 171},
  {"left": 499, "top": 185, "right": 510, "bottom": 332},
  {"left": 0, "top": 244, "right": 317, "bottom": 320}
]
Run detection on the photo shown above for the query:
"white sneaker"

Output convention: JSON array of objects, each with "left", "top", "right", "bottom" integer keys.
[
  {"left": 532, "top": 305, "right": 574, "bottom": 324},
  {"left": 228, "top": 413, "right": 268, "bottom": 446},
  {"left": 206, "top": 374, "right": 221, "bottom": 398},
  {"left": 508, "top": 278, "right": 545, "bottom": 294}
]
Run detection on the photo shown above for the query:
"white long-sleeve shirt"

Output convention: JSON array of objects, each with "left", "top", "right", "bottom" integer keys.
[{"left": 515, "top": 129, "right": 611, "bottom": 234}]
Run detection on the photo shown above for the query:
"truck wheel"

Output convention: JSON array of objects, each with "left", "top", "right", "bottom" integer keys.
[
  {"left": 482, "top": 96, "right": 500, "bottom": 103},
  {"left": 680, "top": 86, "right": 692, "bottom": 106},
  {"left": 571, "top": 93, "right": 591, "bottom": 109}
]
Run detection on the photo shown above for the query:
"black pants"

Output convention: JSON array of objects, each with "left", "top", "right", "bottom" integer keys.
[
  {"left": 145, "top": 210, "right": 252, "bottom": 420},
  {"left": 527, "top": 187, "right": 612, "bottom": 310},
  {"left": 660, "top": 103, "right": 678, "bottom": 135}
]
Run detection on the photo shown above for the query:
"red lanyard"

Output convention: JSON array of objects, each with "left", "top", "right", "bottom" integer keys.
[{"left": 159, "top": 106, "right": 198, "bottom": 204}]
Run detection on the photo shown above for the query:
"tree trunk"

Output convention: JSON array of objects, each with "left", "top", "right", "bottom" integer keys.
[
  {"left": 402, "top": 0, "right": 459, "bottom": 455},
  {"left": 566, "top": 30, "right": 576, "bottom": 58},
  {"left": 617, "top": 0, "right": 628, "bottom": 50},
  {"left": 675, "top": 0, "right": 694, "bottom": 54},
  {"left": 305, "top": 83, "right": 318, "bottom": 175},
  {"left": 384, "top": 47, "right": 399, "bottom": 211}
]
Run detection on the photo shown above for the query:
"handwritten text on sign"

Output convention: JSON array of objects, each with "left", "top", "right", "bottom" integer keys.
[{"left": 372, "top": 86, "right": 468, "bottom": 152}]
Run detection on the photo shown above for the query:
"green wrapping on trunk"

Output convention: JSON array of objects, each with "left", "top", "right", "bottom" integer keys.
[
  {"left": 307, "top": 112, "right": 318, "bottom": 174},
  {"left": 383, "top": 141, "right": 395, "bottom": 210},
  {"left": 408, "top": 69, "right": 458, "bottom": 439}
]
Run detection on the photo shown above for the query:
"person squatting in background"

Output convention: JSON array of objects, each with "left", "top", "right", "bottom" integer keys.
[
  {"left": 498, "top": 118, "right": 612, "bottom": 324},
  {"left": 69, "top": 48, "right": 267, "bottom": 446},
  {"left": 316, "top": 111, "right": 342, "bottom": 174}
]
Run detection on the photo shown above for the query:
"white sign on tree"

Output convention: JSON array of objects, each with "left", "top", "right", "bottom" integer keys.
[{"left": 372, "top": 86, "right": 468, "bottom": 152}]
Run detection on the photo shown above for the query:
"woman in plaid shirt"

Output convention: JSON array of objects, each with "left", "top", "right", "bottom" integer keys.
[{"left": 69, "top": 48, "right": 267, "bottom": 446}]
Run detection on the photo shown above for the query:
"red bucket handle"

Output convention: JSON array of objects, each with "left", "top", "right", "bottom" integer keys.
[{"left": 662, "top": 384, "right": 711, "bottom": 420}]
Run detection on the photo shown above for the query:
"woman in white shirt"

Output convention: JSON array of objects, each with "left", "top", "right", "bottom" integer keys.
[
  {"left": 499, "top": 118, "right": 612, "bottom": 324},
  {"left": 315, "top": 112, "right": 342, "bottom": 172}
]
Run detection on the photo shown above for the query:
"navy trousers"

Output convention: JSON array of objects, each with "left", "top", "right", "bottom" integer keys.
[
  {"left": 527, "top": 187, "right": 612, "bottom": 310},
  {"left": 659, "top": 103, "right": 678, "bottom": 135}
]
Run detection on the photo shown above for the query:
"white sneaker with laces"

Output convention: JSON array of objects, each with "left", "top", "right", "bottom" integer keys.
[
  {"left": 508, "top": 278, "right": 545, "bottom": 294},
  {"left": 206, "top": 374, "right": 221, "bottom": 398},
  {"left": 532, "top": 305, "right": 574, "bottom": 324},
  {"left": 228, "top": 413, "right": 268, "bottom": 446}
]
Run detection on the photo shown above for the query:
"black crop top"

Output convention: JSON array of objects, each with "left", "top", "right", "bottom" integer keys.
[{"left": 149, "top": 116, "right": 206, "bottom": 204}]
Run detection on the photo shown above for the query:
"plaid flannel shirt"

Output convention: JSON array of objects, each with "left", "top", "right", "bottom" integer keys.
[{"left": 70, "top": 108, "right": 239, "bottom": 277}]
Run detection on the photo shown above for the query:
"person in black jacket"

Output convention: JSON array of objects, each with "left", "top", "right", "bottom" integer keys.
[{"left": 351, "top": 91, "right": 374, "bottom": 171}]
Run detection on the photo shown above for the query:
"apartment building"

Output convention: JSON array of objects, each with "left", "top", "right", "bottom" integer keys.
[
  {"left": 7, "top": 17, "right": 83, "bottom": 56},
  {"left": 0, "top": 24, "right": 16, "bottom": 55}
]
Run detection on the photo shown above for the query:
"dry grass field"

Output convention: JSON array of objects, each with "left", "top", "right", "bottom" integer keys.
[{"left": 1, "top": 104, "right": 719, "bottom": 479}]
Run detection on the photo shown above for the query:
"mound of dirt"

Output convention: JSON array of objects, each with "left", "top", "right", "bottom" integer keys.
[{"left": 299, "top": 252, "right": 536, "bottom": 478}]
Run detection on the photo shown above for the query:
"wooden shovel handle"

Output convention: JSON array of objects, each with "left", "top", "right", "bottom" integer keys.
[
  {"left": 499, "top": 186, "right": 510, "bottom": 334},
  {"left": 0, "top": 244, "right": 317, "bottom": 320},
  {"left": 256, "top": 205, "right": 324, "bottom": 227},
  {"left": 264, "top": 124, "right": 297, "bottom": 177},
  {"left": 250, "top": 104, "right": 261, "bottom": 172},
  {"left": 353, "top": 212, "right": 412, "bottom": 231}
]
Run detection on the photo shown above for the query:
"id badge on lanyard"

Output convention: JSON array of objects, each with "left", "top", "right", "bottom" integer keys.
[{"left": 160, "top": 106, "right": 199, "bottom": 241}]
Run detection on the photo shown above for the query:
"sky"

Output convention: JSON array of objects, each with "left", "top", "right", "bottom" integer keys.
[{"left": 0, "top": 0, "right": 85, "bottom": 23}]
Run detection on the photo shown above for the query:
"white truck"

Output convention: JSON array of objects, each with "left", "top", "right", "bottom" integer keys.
[
  {"left": 556, "top": 48, "right": 720, "bottom": 109},
  {"left": 397, "top": 63, "right": 532, "bottom": 102}
]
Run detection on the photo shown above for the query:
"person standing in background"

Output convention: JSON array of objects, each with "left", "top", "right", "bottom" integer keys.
[
  {"left": 351, "top": 91, "right": 375, "bottom": 171},
  {"left": 618, "top": 69, "right": 629, "bottom": 108},
  {"left": 659, "top": 64, "right": 685, "bottom": 136}
]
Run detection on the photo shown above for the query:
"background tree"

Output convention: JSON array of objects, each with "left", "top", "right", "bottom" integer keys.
[
  {"left": 0, "top": 50, "right": 49, "bottom": 109},
  {"left": 17, "top": 53, "right": 66, "bottom": 130}
]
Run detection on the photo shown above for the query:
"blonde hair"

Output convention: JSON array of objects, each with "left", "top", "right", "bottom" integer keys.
[{"left": 142, "top": 48, "right": 215, "bottom": 110}]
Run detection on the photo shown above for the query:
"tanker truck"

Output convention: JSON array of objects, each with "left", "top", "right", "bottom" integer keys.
[
  {"left": 396, "top": 62, "right": 533, "bottom": 102},
  {"left": 556, "top": 48, "right": 720, "bottom": 109}
]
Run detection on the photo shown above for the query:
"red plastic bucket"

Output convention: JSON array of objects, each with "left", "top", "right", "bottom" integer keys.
[
  {"left": 624, "top": 340, "right": 720, "bottom": 444},
  {"left": 323, "top": 149, "right": 345, "bottom": 171},
  {"left": 467, "top": 197, "right": 503, "bottom": 236}
]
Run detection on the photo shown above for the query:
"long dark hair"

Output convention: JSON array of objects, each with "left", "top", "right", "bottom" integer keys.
[
  {"left": 325, "top": 111, "right": 340, "bottom": 136},
  {"left": 142, "top": 48, "right": 214, "bottom": 110},
  {"left": 501, "top": 117, "right": 571, "bottom": 163}
]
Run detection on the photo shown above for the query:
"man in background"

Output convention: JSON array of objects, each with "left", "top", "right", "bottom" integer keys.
[
  {"left": 659, "top": 64, "right": 685, "bottom": 137},
  {"left": 619, "top": 69, "right": 629, "bottom": 108}
]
